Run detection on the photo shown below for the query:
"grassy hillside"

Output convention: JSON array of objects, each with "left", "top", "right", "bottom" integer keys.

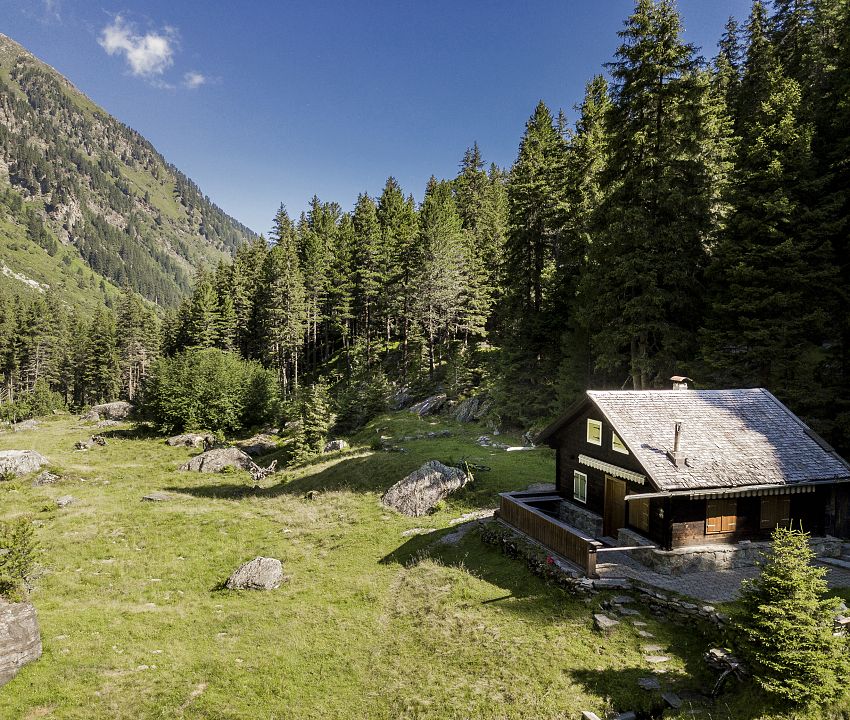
[
  {"left": 0, "top": 33, "right": 257, "bottom": 307},
  {"left": 0, "top": 192, "right": 122, "bottom": 312},
  {"left": 0, "top": 412, "right": 842, "bottom": 719}
]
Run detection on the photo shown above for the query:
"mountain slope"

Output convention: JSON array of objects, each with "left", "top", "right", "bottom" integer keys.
[{"left": 0, "top": 33, "right": 257, "bottom": 307}]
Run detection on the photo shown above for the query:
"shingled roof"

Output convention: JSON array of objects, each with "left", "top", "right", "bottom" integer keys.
[{"left": 584, "top": 389, "right": 850, "bottom": 492}]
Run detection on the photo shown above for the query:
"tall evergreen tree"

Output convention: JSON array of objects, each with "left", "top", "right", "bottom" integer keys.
[
  {"left": 351, "top": 193, "right": 383, "bottom": 366},
  {"left": 701, "top": 1, "right": 836, "bottom": 413},
  {"left": 259, "top": 206, "right": 307, "bottom": 398},
  {"left": 416, "top": 178, "right": 466, "bottom": 377},
  {"left": 582, "top": 0, "right": 721, "bottom": 389}
]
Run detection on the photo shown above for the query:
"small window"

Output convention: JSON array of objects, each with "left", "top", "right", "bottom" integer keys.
[
  {"left": 612, "top": 433, "right": 628, "bottom": 454},
  {"left": 706, "top": 498, "right": 737, "bottom": 534},
  {"left": 573, "top": 471, "right": 588, "bottom": 503},
  {"left": 586, "top": 419, "right": 602, "bottom": 446}
]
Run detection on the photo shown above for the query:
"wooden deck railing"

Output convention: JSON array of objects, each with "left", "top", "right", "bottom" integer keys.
[{"left": 498, "top": 492, "right": 602, "bottom": 578}]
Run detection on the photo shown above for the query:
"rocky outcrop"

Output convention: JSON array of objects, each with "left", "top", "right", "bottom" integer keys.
[
  {"left": 86, "top": 401, "right": 133, "bottom": 421},
  {"left": 237, "top": 434, "right": 279, "bottom": 457},
  {"left": 225, "top": 557, "right": 284, "bottom": 590},
  {"left": 55, "top": 495, "right": 75, "bottom": 508},
  {"left": 0, "top": 451, "right": 48, "bottom": 477},
  {"left": 12, "top": 420, "right": 39, "bottom": 432},
  {"left": 453, "top": 394, "right": 492, "bottom": 423},
  {"left": 180, "top": 447, "right": 254, "bottom": 473},
  {"left": 408, "top": 394, "right": 448, "bottom": 417},
  {"left": 323, "top": 439, "right": 349, "bottom": 453},
  {"left": 32, "top": 471, "right": 59, "bottom": 486},
  {"left": 166, "top": 433, "right": 215, "bottom": 449},
  {"left": 382, "top": 460, "right": 469, "bottom": 517},
  {"left": 389, "top": 386, "right": 413, "bottom": 411},
  {"left": 0, "top": 600, "right": 41, "bottom": 687}
]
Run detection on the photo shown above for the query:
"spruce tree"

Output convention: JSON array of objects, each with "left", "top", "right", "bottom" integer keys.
[
  {"left": 734, "top": 526, "right": 847, "bottom": 706},
  {"left": 496, "top": 101, "right": 569, "bottom": 423},
  {"left": 351, "top": 193, "right": 383, "bottom": 367},
  {"left": 701, "top": 1, "right": 836, "bottom": 409},
  {"left": 416, "top": 178, "right": 466, "bottom": 378},
  {"left": 583, "top": 0, "right": 720, "bottom": 389},
  {"left": 260, "top": 206, "right": 307, "bottom": 399},
  {"left": 185, "top": 272, "right": 220, "bottom": 350}
]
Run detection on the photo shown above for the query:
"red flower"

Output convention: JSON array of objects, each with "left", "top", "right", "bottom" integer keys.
[{"left": 546, "top": 555, "right": 554, "bottom": 565}]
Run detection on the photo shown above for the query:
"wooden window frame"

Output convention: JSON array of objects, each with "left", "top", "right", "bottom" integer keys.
[
  {"left": 573, "top": 470, "right": 588, "bottom": 504},
  {"left": 586, "top": 419, "right": 602, "bottom": 446},
  {"left": 705, "top": 498, "right": 737, "bottom": 534},
  {"left": 611, "top": 432, "right": 629, "bottom": 455}
]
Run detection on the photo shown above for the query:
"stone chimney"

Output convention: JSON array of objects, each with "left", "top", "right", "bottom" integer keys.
[{"left": 670, "top": 375, "right": 693, "bottom": 390}]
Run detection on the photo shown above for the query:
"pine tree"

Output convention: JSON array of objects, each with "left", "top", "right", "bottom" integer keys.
[
  {"left": 497, "top": 101, "right": 569, "bottom": 423},
  {"left": 83, "top": 307, "right": 121, "bottom": 404},
  {"left": 701, "top": 1, "right": 836, "bottom": 409},
  {"left": 351, "top": 194, "right": 383, "bottom": 367},
  {"left": 185, "top": 271, "right": 220, "bottom": 350},
  {"left": 734, "top": 526, "right": 847, "bottom": 706},
  {"left": 583, "top": 0, "right": 721, "bottom": 389},
  {"left": 558, "top": 76, "right": 612, "bottom": 402},
  {"left": 416, "top": 178, "right": 466, "bottom": 378},
  {"left": 260, "top": 206, "right": 307, "bottom": 399},
  {"left": 377, "top": 177, "right": 419, "bottom": 369},
  {"left": 292, "top": 382, "right": 332, "bottom": 461},
  {"left": 116, "top": 290, "right": 160, "bottom": 400}
]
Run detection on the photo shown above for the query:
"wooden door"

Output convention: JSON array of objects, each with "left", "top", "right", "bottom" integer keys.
[{"left": 604, "top": 475, "right": 626, "bottom": 537}]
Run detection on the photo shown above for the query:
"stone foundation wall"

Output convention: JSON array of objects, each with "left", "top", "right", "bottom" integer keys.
[
  {"left": 618, "top": 527, "right": 842, "bottom": 576},
  {"left": 559, "top": 501, "right": 603, "bottom": 538}
]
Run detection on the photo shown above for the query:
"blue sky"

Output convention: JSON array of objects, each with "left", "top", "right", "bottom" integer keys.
[{"left": 2, "top": 0, "right": 752, "bottom": 235}]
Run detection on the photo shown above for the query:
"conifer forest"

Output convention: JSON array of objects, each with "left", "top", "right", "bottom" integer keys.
[{"left": 2, "top": 0, "right": 850, "bottom": 454}]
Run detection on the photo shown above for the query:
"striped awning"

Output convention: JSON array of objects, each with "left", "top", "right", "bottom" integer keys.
[
  {"left": 578, "top": 454, "right": 646, "bottom": 486},
  {"left": 687, "top": 485, "right": 816, "bottom": 500}
]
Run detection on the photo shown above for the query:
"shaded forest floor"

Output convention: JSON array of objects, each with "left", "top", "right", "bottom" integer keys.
[{"left": 0, "top": 413, "right": 844, "bottom": 719}]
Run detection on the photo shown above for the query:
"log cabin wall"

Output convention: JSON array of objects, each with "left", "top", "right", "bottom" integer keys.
[
  {"left": 551, "top": 403, "right": 656, "bottom": 538},
  {"left": 669, "top": 490, "right": 831, "bottom": 548}
]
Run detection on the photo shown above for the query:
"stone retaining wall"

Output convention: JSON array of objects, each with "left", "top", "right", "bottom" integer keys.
[
  {"left": 481, "top": 520, "right": 728, "bottom": 630},
  {"left": 617, "top": 527, "right": 842, "bottom": 575},
  {"left": 558, "top": 500, "right": 603, "bottom": 538}
]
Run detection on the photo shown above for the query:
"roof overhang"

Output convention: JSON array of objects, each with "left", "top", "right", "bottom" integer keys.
[{"left": 623, "top": 477, "right": 850, "bottom": 501}]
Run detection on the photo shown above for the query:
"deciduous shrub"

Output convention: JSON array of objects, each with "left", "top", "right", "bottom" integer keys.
[
  {"left": 140, "top": 348, "right": 279, "bottom": 433},
  {"left": 733, "top": 526, "right": 848, "bottom": 707}
]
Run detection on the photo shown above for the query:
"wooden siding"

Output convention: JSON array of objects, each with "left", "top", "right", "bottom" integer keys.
[
  {"left": 553, "top": 408, "right": 649, "bottom": 520},
  {"left": 670, "top": 491, "right": 830, "bottom": 548},
  {"left": 499, "top": 493, "right": 602, "bottom": 576}
]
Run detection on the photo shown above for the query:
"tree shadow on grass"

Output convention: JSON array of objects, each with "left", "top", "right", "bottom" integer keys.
[
  {"left": 163, "top": 450, "right": 505, "bottom": 510},
  {"left": 92, "top": 423, "right": 160, "bottom": 441},
  {"left": 570, "top": 665, "right": 772, "bottom": 720}
]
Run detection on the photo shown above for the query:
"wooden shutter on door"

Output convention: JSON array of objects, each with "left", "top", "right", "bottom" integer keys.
[
  {"left": 760, "top": 495, "right": 791, "bottom": 530},
  {"left": 629, "top": 498, "right": 650, "bottom": 532}
]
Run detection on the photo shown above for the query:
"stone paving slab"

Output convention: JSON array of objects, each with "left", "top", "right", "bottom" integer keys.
[{"left": 596, "top": 550, "right": 850, "bottom": 603}]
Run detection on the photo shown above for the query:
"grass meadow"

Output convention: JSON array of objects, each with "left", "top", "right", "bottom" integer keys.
[{"left": 0, "top": 413, "right": 842, "bottom": 719}]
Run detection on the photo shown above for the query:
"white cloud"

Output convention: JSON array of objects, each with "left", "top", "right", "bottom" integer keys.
[
  {"left": 183, "top": 71, "right": 207, "bottom": 89},
  {"left": 43, "top": 0, "right": 61, "bottom": 20},
  {"left": 98, "top": 15, "right": 176, "bottom": 78}
]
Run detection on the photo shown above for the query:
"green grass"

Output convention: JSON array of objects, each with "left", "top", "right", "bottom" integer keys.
[
  {"left": 0, "top": 414, "right": 841, "bottom": 719},
  {"left": 0, "top": 201, "right": 123, "bottom": 311}
]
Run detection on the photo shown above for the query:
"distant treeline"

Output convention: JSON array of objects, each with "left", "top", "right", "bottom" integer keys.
[{"left": 2, "top": 0, "right": 849, "bottom": 454}]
